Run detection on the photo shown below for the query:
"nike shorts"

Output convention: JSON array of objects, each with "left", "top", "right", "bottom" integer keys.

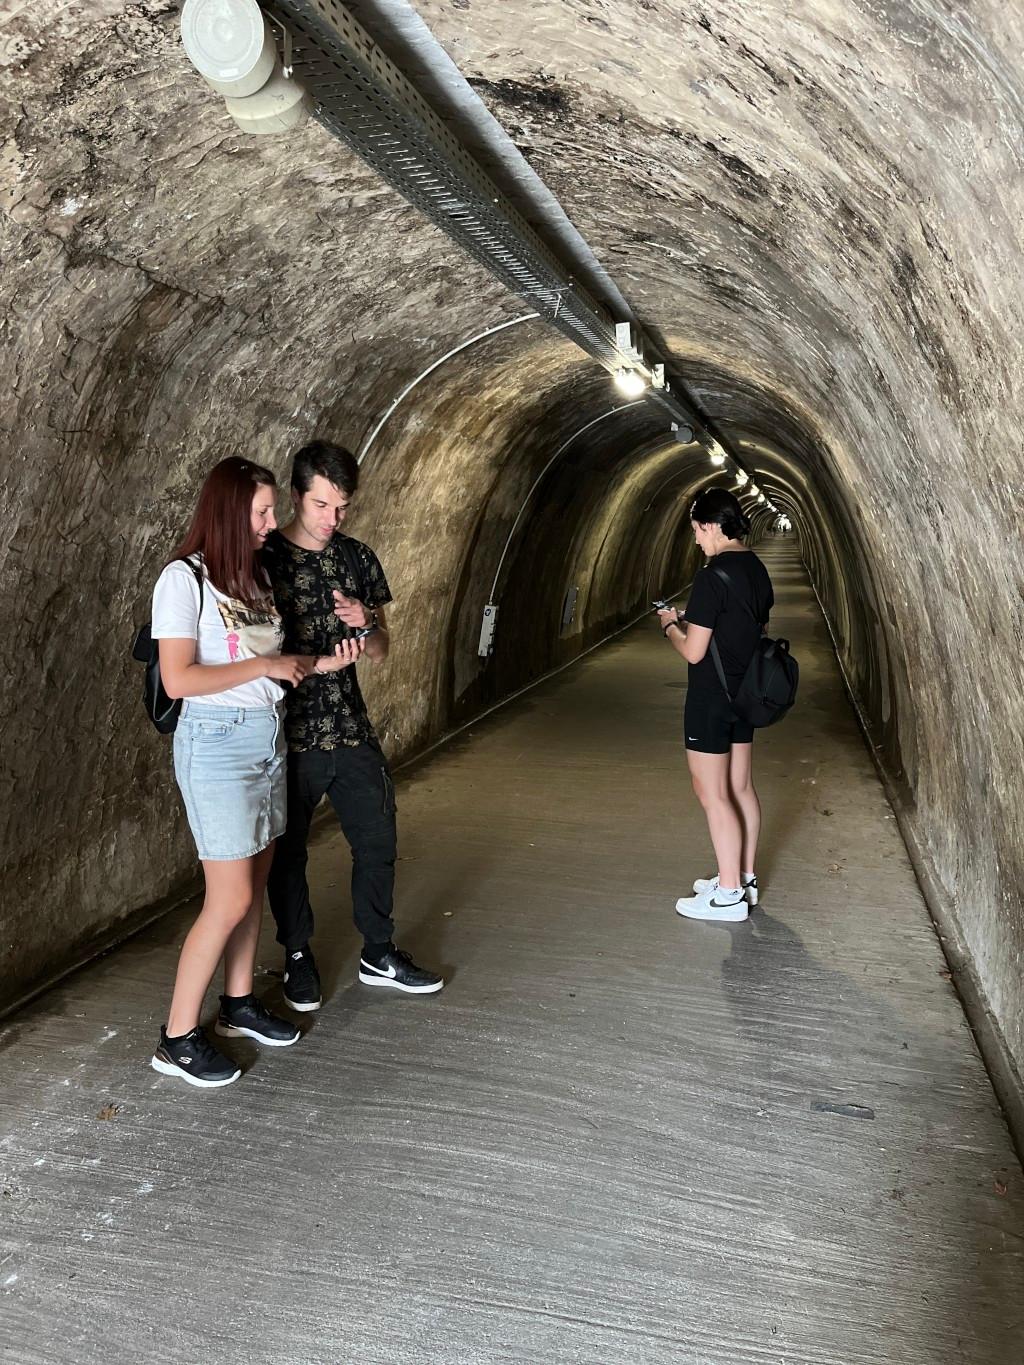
[{"left": 684, "top": 685, "right": 754, "bottom": 754}]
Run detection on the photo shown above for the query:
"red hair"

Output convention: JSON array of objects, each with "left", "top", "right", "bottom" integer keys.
[{"left": 168, "top": 456, "right": 276, "bottom": 607}]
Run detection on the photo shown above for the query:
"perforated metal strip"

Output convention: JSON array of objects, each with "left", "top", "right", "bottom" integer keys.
[{"left": 264, "top": 0, "right": 640, "bottom": 372}]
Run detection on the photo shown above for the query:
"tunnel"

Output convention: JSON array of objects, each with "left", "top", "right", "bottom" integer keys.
[{"left": 2, "top": 1, "right": 1023, "bottom": 1360}]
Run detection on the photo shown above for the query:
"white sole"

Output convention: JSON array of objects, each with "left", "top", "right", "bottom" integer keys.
[
  {"left": 214, "top": 1022, "right": 300, "bottom": 1047},
  {"left": 283, "top": 995, "right": 321, "bottom": 1013},
  {"left": 357, "top": 971, "right": 444, "bottom": 994},
  {"left": 150, "top": 1055, "right": 241, "bottom": 1087},
  {"left": 675, "top": 901, "right": 749, "bottom": 923}
]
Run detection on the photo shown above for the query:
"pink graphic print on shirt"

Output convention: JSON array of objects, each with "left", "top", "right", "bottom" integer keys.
[{"left": 215, "top": 597, "right": 283, "bottom": 662}]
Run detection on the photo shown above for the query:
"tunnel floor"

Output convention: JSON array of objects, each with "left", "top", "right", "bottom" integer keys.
[{"left": 2, "top": 541, "right": 1022, "bottom": 1364}]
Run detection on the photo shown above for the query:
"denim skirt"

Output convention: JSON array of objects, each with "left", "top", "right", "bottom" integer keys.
[{"left": 173, "top": 702, "right": 286, "bottom": 861}]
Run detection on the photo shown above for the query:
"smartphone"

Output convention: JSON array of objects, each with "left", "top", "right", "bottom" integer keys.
[
  {"left": 652, "top": 599, "right": 669, "bottom": 611},
  {"left": 349, "top": 624, "right": 378, "bottom": 640}
]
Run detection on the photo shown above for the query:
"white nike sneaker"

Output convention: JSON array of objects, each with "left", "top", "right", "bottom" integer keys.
[
  {"left": 675, "top": 883, "right": 749, "bottom": 922},
  {"left": 691, "top": 873, "right": 759, "bottom": 906}
]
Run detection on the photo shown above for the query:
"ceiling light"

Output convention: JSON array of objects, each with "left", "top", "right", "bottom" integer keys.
[
  {"left": 734, "top": 470, "right": 749, "bottom": 487},
  {"left": 671, "top": 422, "right": 694, "bottom": 445},
  {"left": 749, "top": 483, "right": 760, "bottom": 497},
  {"left": 614, "top": 368, "right": 647, "bottom": 397}
]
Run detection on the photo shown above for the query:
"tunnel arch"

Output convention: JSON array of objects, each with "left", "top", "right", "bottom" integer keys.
[{"left": 2, "top": 0, "right": 1022, "bottom": 1108}]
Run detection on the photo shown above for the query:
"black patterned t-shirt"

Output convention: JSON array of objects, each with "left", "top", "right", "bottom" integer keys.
[{"left": 262, "top": 530, "right": 392, "bottom": 751}]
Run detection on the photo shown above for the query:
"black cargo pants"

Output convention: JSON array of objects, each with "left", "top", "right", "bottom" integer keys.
[{"left": 267, "top": 740, "right": 397, "bottom": 951}]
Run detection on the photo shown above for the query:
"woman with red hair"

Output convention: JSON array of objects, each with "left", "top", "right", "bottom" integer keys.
[{"left": 150, "top": 456, "right": 361, "bottom": 1087}]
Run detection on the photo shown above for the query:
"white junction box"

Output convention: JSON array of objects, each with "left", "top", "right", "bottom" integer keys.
[{"left": 478, "top": 603, "right": 499, "bottom": 657}]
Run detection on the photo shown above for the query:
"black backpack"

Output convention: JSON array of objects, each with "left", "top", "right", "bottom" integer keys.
[
  {"left": 131, "top": 557, "right": 205, "bottom": 735},
  {"left": 708, "top": 564, "right": 798, "bottom": 728}
]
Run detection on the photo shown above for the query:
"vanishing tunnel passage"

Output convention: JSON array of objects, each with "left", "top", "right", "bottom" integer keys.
[
  {"left": 3, "top": 542, "right": 1023, "bottom": 1362},
  {"left": 1, "top": 0, "right": 1023, "bottom": 1358}
]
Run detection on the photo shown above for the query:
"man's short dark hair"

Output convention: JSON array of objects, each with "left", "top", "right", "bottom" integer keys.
[{"left": 290, "top": 441, "right": 360, "bottom": 496}]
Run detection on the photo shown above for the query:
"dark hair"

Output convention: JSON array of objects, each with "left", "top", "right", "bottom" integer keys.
[
  {"left": 690, "top": 486, "right": 751, "bottom": 541},
  {"left": 291, "top": 440, "right": 360, "bottom": 497},
  {"left": 168, "top": 456, "right": 276, "bottom": 607}
]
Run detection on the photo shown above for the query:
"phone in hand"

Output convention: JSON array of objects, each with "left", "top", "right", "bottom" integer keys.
[
  {"left": 349, "top": 624, "right": 377, "bottom": 640},
  {"left": 652, "top": 599, "right": 669, "bottom": 611}
]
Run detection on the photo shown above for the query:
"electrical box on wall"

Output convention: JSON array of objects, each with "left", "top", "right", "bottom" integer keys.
[
  {"left": 561, "top": 586, "right": 579, "bottom": 633},
  {"left": 478, "top": 603, "right": 498, "bottom": 657}
]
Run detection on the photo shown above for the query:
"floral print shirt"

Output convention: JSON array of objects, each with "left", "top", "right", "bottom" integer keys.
[{"left": 262, "top": 530, "right": 392, "bottom": 751}]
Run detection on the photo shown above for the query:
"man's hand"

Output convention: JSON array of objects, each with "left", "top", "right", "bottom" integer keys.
[{"left": 333, "top": 590, "right": 372, "bottom": 629}]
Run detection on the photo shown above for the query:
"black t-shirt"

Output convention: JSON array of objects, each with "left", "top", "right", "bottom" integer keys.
[
  {"left": 684, "top": 550, "right": 774, "bottom": 697},
  {"left": 262, "top": 530, "right": 392, "bottom": 751}
]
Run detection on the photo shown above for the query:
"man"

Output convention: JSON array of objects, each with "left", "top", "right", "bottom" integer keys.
[{"left": 263, "top": 440, "right": 443, "bottom": 1008}]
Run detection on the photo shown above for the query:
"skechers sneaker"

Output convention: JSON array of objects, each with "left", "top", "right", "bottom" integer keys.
[
  {"left": 358, "top": 946, "right": 444, "bottom": 995},
  {"left": 215, "top": 994, "right": 300, "bottom": 1046},
  {"left": 675, "top": 883, "right": 749, "bottom": 922},
  {"left": 282, "top": 945, "right": 322, "bottom": 1012},
  {"left": 151, "top": 1026, "right": 241, "bottom": 1088},
  {"left": 691, "top": 873, "right": 759, "bottom": 906}
]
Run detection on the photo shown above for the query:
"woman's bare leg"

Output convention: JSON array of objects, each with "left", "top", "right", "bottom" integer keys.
[
  {"left": 166, "top": 857, "right": 256, "bottom": 1036},
  {"left": 728, "top": 742, "right": 760, "bottom": 875},
  {"left": 223, "top": 843, "right": 276, "bottom": 998},
  {"left": 686, "top": 750, "right": 743, "bottom": 890}
]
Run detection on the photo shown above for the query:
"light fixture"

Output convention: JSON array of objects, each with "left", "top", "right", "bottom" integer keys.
[
  {"left": 749, "top": 483, "right": 760, "bottom": 497},
  {"left": 614, "top": 368, "right": 647, "bottom": 397},
  {"left": 671, "top": 422, "right": 694, "bottom": 445},
  {"left": 181, "top": 0, "right": 311, "bottom": 134},
  {"left": 734, "top": 470, "right": 749, "bottom": 487}
]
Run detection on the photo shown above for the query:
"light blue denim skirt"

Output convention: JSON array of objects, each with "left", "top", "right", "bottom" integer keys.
[{"left": 173, "top": 702, "right": 286, "bottom": 861}]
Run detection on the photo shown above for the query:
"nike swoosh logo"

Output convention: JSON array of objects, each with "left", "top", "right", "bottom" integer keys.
[
  {"left": 363, "top": 962, "right": 397, "bottom": 978},
  {"left": 710, "top": 898, "right": 743, "bottom": 908}
]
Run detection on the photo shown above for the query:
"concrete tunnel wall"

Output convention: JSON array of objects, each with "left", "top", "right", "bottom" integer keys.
[{"left": 1, "top": 3, "right": 1022, "bottom": 1096}]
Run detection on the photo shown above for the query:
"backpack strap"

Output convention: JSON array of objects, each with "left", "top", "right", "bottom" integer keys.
[
  {"left": 710, "top": 564, "right": 761, "bottom": 625},
  {"left": 708, "top": 563, "right": 759, "bottom": 701},
  {"left": 708, "top": 638, "right": 732, "bottom": 698},
  {"left": 334, "top": 535, "right": 366, "bottom": 601},
  {"left": 182, "top": 554, "right": 205, "bottom": 622}
]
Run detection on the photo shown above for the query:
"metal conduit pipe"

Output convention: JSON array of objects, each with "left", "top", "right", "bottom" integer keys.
[
  {"left": 357, "top": 312, "right": 540, "bottom": 465},
  {"left": 474, "top": 400, "right": 648, "bottom": 656},
  {"left": 487, "top": 401, "right": 647, "bottom": 605},
  {"left": 262, "top": 0, "right": 743, "bottom": 467}
]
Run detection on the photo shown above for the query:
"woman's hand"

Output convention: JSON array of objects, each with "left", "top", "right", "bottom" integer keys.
[
  {"left": 657, "top": 607, "right": 683, "bottom": 633},
  {"left": 312, "top": 639, "right": 366, "bottom": 674},
  {"left": 264, "top": 654, "right": 316, "bottom": 686}
]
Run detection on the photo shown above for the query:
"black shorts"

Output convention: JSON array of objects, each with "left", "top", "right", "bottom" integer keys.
[{"left": 684, "top": 684, "right": 754, "bottom": 754}]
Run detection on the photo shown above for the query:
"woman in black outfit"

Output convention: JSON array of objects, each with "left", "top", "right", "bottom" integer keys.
[{"left": 657, "top": 487, "right": 774, "bottom": 923}]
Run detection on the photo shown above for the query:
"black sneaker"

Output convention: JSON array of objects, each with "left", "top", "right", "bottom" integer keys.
[
  {"left": 282, "top": 945, "right": 322, "bottom": 1012},
  {"left": 151, "top": 1026, "right": 241, "bottom": 1088},
  {"left": 358, "top": 946, "right": 444, "bottom": 995},
  {"left": 215, "top": 994, "right": 301, "bottom": 1047}
]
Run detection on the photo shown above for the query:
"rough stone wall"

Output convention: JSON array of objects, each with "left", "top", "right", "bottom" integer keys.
[{"left": 2, "top": 0, "right": 1023, "bottom": 1091}]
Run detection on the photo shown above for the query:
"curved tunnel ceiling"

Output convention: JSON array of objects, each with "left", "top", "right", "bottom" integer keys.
[{"left": 2, "top": 2, "right": 1023, "bottom": 1087}]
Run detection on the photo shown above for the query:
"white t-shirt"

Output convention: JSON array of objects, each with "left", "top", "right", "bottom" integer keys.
[{"left": 152, "top": 557, "right": 286, "bottom": 709}]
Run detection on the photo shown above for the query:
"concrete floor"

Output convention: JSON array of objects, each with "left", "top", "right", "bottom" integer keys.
[{"left": 2, "top": 542, "right": 1022, "bottom": 1365}]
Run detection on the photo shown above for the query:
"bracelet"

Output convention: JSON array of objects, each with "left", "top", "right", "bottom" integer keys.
[{"left": 663, "top": 620, "right": 682, "bottom": 637}]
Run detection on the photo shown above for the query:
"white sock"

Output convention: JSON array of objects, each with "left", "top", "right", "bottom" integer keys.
[
  {"left": 719, "top": 886, "right": 743, "bottom": 897},
  {"left": 742, "top": 871, "right": 755, "bottom": 883}
]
